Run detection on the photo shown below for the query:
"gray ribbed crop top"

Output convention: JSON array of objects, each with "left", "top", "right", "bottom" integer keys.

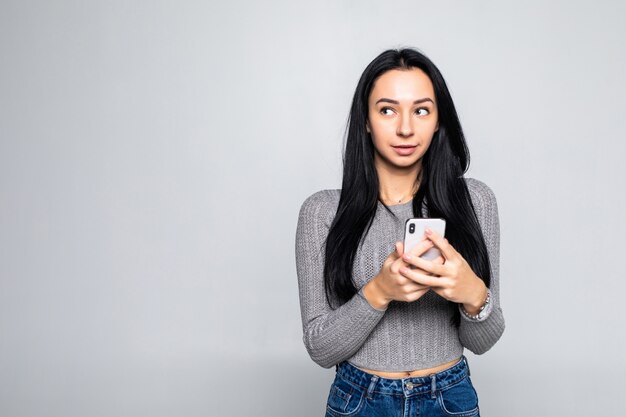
[{"left": 294, "top": 177, "right": 505, "bottom": 371}]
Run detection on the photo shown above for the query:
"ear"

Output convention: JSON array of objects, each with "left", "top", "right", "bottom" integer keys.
[{"left": 435, "top": 122, "right": 439, "bottom": 132}]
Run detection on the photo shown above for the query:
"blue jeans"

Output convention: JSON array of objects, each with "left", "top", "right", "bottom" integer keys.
[{"left": 325, "top": 355, "right": 480, "bottom": 417}]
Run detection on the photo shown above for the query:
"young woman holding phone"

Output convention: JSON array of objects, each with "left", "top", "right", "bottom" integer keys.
[{"left": 295, "top": 47, "right": 505, "bottom": 416}]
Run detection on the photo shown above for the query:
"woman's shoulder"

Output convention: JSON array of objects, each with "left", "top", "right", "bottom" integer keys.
[
  {"left": 299, "top": 189, "right": 341, "bottom": 208},
  {"left": 464, "top": 177, "right": 497, "bottom": 203},
  {"left": 463, "top": 177, "right": 499, "bottom": 222},
  {"left": 297, "top": 189, "right": 341, "bottom": 221}
]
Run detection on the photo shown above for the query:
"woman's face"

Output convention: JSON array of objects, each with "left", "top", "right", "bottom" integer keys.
[{"left": 366, "top": 68, "right": 439, "bottom": 172}]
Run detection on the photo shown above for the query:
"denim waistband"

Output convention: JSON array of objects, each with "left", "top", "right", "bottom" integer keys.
[{"left": 335, "top": 356, "right": 470, "bottom": 399}]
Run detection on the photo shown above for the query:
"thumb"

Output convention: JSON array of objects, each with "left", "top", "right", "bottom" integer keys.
[{"left": 395, "top": 241, "right": 404, "bottom": 257}]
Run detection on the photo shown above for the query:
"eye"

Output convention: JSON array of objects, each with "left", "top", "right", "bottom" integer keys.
[
  {"left": 380, "top": 107, "right": 394, "bottom": 115},
  {"left": 415, "top": 108, "right": 430, "bottom": 116}
]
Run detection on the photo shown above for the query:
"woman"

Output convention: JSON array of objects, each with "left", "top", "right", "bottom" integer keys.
[{"left": 295, "top": 47, "right": 505, "bottom": 417}]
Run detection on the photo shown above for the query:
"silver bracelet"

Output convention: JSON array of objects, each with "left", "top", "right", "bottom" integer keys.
[{"left": 460, "top": 289, "right": 491, "bottom": 321}]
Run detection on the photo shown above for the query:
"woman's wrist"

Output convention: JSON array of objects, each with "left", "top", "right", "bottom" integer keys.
[
  {"left": 462, "top": 281, "right": 489, "bottom": 316},
  {"left": 362, "top": 277, "right": 390, "bottom": 311}
]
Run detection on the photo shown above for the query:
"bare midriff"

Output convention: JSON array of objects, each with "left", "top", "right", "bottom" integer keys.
[{"left": 356, "top": 357, "right": 461, "bottom": 379}]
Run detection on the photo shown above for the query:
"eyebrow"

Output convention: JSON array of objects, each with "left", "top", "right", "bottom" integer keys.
[{"left": 375, "top": 98, "right": 434, "bottom": 105}]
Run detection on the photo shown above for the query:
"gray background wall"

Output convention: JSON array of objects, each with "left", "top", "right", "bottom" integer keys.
[{"left": 1, "top": 0, "right": 625, "bottom": 416}]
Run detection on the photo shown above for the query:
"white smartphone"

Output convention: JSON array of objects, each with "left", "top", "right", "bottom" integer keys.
[{"left": 403, "top": 218, "right": 446, "bottom": 261}]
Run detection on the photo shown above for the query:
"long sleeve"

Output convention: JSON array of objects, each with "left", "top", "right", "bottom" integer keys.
[
  {"left": 458, "top": 179, "right": 506, "bottom": 354},
  {"left": 295, "top": 191, "right": 386, "bottom": 368}
]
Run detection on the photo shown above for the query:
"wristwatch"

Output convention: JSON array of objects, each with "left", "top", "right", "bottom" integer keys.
[{"left": 460, "top": 289, "right": 492, "bottom": 321}]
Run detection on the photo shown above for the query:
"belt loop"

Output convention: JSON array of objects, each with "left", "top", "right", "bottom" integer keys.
[
  {"left": 464, "top": 357, "right": 470, "bottom": 377},
  {"left": 366, "top": 375, "right": 379, "bottom": 399},
  {"left": 430, "top": 374, "right": 436, "bottom": 399}
]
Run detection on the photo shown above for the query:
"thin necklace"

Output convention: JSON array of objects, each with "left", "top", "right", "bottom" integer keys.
[
  {"left": 382, "top": 173, "right": 422, "bottom": 205},
  {"left": 383, "top": 183, "right": 420, "bottom": 205},
  {"left": 393, "top": 192, "right": 412, "bottom": 204}
]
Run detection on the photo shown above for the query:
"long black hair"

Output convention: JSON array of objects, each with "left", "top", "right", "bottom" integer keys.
[{"left": 323, "top": 47, "right": 491, "bottom": 328}]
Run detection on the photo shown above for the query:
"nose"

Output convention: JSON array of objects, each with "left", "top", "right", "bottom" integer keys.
[{"left": 397, "top": 113, "right": 413, "bottom": 137}]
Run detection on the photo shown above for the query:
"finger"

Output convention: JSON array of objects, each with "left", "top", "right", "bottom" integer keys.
[
  {"left": 424, "top": 227, "right": 456, "bottom": 260},
  {"left": 389, "top": 241, "right": 403, "bottom": 261},
  {"left": 401, "top": 252, "right": 446, "bottom": 276},
  {"left": 399, "top": 266, "right": 447, "bottom": 287},
  {"left": 396, "top": 241, "right": 404, "bottom": 257},
  {"left": 393, "top": 239, "right": 427, "bottom": 270},
  {"left": 403, "top": 281, "right": 430, "bottom": 292},
  {"left": 407, "top": 238, "right": 435, "bottom": 258},
  {"left": 406, "top": 287, "right": 431, "bottom": 302}
]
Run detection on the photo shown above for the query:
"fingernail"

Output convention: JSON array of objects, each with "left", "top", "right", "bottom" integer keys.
[
  {"left": 425, "top": 227, "right": 432, "bottom": 235},
  {"left": 403, "top": 254, "right": 411, "bottom": 260}
]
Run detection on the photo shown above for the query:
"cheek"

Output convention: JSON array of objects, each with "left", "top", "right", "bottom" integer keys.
[
  {"left": 370, "top": 134, "right": 393, "bottom": 155},
  {"left": 370, "top": 135, "right": 385, "bottom": 151},
  {"left": 421, "top": 120, "right": 439, "bottom": 137},
  {"left": 371, "top": 121, "right": 396, "bottom": 136}
]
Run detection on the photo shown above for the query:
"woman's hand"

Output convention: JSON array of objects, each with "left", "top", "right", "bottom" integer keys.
[
  {"left": 398, "top": 228, "right": 488, "bottom": 314},
  {"left": 363, "top": 238, "right": 443, "bottom": 309}
]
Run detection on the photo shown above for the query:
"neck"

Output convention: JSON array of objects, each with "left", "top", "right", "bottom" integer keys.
[{"left": 376, "top": 158, "right": 422, "bottom": 204}]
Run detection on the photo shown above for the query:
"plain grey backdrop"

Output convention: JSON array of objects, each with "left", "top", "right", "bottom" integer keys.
[{"left": 1, "top": 0, "right": 625, "bottom": 416}]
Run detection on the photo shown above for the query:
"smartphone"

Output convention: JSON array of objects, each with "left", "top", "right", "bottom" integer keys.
[{"left": 403, "top": 218, "right": 446, "bottom": 261}]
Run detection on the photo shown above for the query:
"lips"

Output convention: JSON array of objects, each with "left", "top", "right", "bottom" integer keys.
[{"left": 392, "top": 145, "right": 417, "bottom": 156}]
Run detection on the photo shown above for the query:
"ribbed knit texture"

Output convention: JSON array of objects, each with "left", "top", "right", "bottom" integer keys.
[{"left": 295, "top": 177, "right": 505, "bottom": 371}]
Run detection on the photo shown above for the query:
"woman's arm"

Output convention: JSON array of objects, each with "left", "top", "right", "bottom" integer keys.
[
  {"left": 457, "top": 179, "right": 506, "bottom": 354},
  {"left": 295, "top": 191, "right": 386, "bottom": 368}
]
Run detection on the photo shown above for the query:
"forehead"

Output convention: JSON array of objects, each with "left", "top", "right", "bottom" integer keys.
[{"left": 369, "top": 68, "right": 435, "bottom": 103}]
